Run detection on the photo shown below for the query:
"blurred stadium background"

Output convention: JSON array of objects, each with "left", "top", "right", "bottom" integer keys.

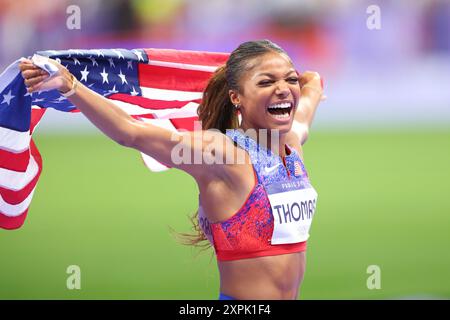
[{"left": 1, "top": 0, "right": 449, "bottom": 299}]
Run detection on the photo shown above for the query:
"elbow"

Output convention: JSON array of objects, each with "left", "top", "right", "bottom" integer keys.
[
  {"left": 113, "top": 121, "right": 138, "bottom": 148},
  {"left": 301, "top": 131, "right": 309, "bottom": 145},
  {"left": 293, "top": 121, "right": 309, "bottom": 146},
  {"left": 116, "top": 136, "right": 134, "bottom": 148}
]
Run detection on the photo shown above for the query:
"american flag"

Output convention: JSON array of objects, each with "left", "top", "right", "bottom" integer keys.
[
  {"left": 294, "top": 161, "right": 303, "bottom": 177},
  {"left": 0, "top": 48, "right": 229, "bottom": 230}
]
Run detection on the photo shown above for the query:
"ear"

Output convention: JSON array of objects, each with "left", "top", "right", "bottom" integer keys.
[{"left": 228, "top": 89, "right": 240, "bottom": 106}]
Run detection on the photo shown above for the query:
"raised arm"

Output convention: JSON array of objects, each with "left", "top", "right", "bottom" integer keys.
[
  {"left": 19, "top": 58, "right": 225, "bottom": 180},
  {"left": 291, "top": 71, "right": 324, "bottom": 145}
]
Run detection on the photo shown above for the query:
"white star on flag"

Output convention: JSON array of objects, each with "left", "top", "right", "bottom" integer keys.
[
  {"left": 112, "top": 49, "right": 125, "bottom": 59},
  {"left": 80, "top": 66, "right": 89, "bottom": 82},
  {"left": 108, "top": 85, "right": 118, "bottom": 95},
  {"left": 94, "top": 49, "right": 104, "bottom": 57},
  {"left": 72, "top": 57, "right": 81, "bottom": 65},
  {"left": 132, "top": 50, "right": 144, "bottom": 62},
  {"left": 1, "top": 89, "right": 15, "bottom": 105},
  {"left": 118, "top": 70, "right": 128, "bottom": 84},
  {"left": 55, "top": 96, "right": 66, "bottom": 102},
  {"left": 100, "top": 68, "right": 109, "bottom": 84},
  {"left": 130, "top": 86, "right": 138, "bottom": 96},
  {"left": 127, "top": 60, "right": 133, "bottom": 70},
  {"left": 89, "top": 57, "right": 99, "bottom": 67}
]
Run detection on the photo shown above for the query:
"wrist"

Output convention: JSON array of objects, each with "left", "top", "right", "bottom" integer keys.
[
  {"left": 301, "top": 84, "right": 323, "bottom": 97},
  {"left": 58, "top": 73, "right": 73, "bottom": 94},
  {"left": 58, "top": 73, "right": 78, "bottom": 97}
]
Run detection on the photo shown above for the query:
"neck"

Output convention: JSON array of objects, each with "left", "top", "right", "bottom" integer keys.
[{"left": 238, "top": 124, "right": 287, "bottom": 157}]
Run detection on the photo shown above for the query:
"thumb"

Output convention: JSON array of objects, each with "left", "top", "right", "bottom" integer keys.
[
  {"left": 299, "top": 74, "right": 309, "bottom": 88},
  {"left": 38, "top": 76, "right": 66, "bottom": 92},
  {"left": 31, "top": 54, "right": 62, "bottom": 77},
  {"left": 30, "top": 55, "right": 67, "bottom": 92}
]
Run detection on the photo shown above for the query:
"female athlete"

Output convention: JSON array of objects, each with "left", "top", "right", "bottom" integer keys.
[{"left": 19, "top": 40, "right": 324, "bottom": 300}]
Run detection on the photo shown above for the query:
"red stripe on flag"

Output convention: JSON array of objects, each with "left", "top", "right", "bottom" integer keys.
[
  {"left": 170, "top": 117, "right": 199, "bottom": 131},
  {"left": 0, "top": 108, "right": 47, "bottom": 172},
  {"left": 109, "top": 93, "right": 201, "bottom": 110},
  {"left": 144, "top": 49, "right": 229, "bottom": 66},
  {"left": 0, "top": 139, "right": 42, "bottom": 205},
  {"left": 0, "top": 208, "right": 28, "bottom": 230},
  {"left": 138, "top": 64, "right": 213, "bottom": 92},
  {"left": 30, "top": 108, "right": 46, "bottom": 134},
  {"left": 0, "top": 148, "right": 29, "bottom": 172},
  {"left": 133, "top": 114, "right": 155, "bottom": 120}
]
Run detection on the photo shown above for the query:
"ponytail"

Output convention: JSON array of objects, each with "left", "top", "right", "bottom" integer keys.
[
  {"left": 197, "top": 65, "right": 239, "bottom": 133},
  {"left": 170, "top": 210, "right": 211, "bottom": 251},
  {"left": 176, "top": 66, "right": 239, "bottom": 250}
]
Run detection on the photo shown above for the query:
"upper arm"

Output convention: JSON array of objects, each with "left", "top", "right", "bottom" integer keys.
[
  {"left": 286, "top": 127, "right": 305, "bottom": 160},
  {"left": 129, "top": 120, "right": 232, "bottom": 180},
  {"left": 290, "top": 120, "right": 309, "bottom": 146}
]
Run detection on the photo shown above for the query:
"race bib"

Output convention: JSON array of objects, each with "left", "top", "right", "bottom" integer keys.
[
  {"left": 198, "top": 205, "right": 214, "bottom": 244},
  {"left": 266, "top": 179, "right": 318, "bottom": 245}
]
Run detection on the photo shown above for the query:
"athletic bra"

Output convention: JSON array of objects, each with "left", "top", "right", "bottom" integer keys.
[{"left": 198, "top": 129, "right": 318, "bottom": 261}]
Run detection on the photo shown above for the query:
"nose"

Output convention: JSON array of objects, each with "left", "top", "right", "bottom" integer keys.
[{"left": 275, "top": 81, "right": 290, "bottom": 98}]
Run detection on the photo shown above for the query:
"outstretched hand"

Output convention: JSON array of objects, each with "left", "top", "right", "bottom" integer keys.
[
  {"left": 299, "top": 71, "right": 326, "bottom": 101},
  {"left": 19, "top": 57, "right": 72, "bottom": 94}
]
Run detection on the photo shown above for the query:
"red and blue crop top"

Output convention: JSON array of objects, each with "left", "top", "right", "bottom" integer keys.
[{"left": 198, "top": 129, "right": 318, "bottom": 261}]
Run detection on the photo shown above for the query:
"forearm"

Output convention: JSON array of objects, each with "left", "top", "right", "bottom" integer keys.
[
  {"left": 67, "top": 81, "right": 137, "bottom": 147},
  {"left": 294, "top": 87, "right": 322, "bottom": 144},
  {"left": 67, "top": 84, "right": 183, "bottom": 168},
  {"left": 296, "top": 87, "right": 322, "bottom": 128}
]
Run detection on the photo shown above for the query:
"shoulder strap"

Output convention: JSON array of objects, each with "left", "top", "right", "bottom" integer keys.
[{"left": 226, "top": 129, "right": 287, "bottom": 185}]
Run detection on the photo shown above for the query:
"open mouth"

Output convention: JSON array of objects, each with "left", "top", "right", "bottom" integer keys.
[{"left": 267, "top": 102, "right": 293, "bottom": 120}]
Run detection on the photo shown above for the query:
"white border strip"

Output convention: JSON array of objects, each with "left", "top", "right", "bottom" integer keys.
[
  {"left": 0, "top": 154, "right": 38, "bottom": 190},
  {"left": 0, "top": 127, "right": 31, "bottom": 153},
  {"left": 141, "top": 87, "right": 203, "bottom": 101},
  {"left": 0, "top": 187, "right": 35, "bottom": 217},
  {"left": 138, "top": 118, "right": 177, "bottom": 172},
  {"left": 148, "top": 60, "right": 219, "bottom": 73},
  {"left": 110, "top": 99, "right": 198, "bottom": 119}
]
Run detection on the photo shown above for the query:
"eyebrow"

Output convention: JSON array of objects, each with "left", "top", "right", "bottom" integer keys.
[{"left": 255, "top": 70, "right": 297, "bottom": 78}]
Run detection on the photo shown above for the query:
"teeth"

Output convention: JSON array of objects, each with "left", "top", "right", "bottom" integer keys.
[
  {"left": 268, "top": 102, "right": 291, "bottom": 109},
  {"left": 272, "top": 113, "right": 290, "bottom": 119}
]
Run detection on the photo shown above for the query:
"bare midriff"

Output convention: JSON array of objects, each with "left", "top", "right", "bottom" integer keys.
[{"left": 217, "top": 251, "right": 306, "bottom": 300}]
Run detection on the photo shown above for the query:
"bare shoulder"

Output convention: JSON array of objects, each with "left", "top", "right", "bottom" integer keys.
[
  {"left": 192, "top": 131, "right": 254, "bottom": 222},
  {"left": 179, "top": 129, "right": 248, "bottom": 182}
]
